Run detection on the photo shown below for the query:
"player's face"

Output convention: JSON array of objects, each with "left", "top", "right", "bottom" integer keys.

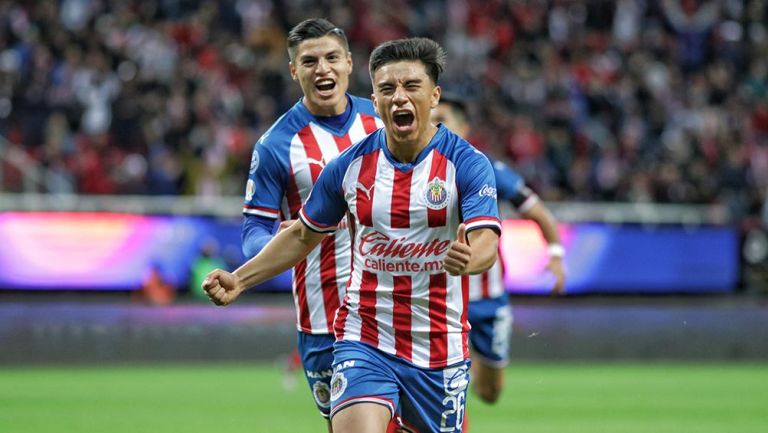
[
  {"left": 372, "top": 60, "right": 440, "bottom": 147},
  {"left": 289, "top": 35, "right": 352, "bottom": 116},
  {"left": 430, "top": 103, "right": 469, "bottom": 139}
]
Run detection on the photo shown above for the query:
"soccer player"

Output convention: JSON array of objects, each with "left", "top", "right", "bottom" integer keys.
[
  {"left": 240, "top": 18, "right": 382, "bottom": 431},
  {"left": 204, "top": 37, "right": 501, "bottom": 433},
  {"left": 431, "top": 95, "right": 566, "bottom": 405}
]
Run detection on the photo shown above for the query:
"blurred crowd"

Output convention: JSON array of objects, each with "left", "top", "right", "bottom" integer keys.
[{"left": 0, "top": 0, "right": 766, "bottom": 223}]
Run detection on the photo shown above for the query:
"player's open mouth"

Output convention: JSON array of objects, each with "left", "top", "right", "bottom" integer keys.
[
  {"left": 393, "top": 110, "right": 415, "bottom": 129},
  {"left": 315, "top": 79, "right": 336, "bottom": 95}
]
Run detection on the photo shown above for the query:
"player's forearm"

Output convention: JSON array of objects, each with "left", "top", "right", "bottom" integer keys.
[
  {"left": 466, "top": 229, "right": 499, "bottom": 274},
  {"left": 524, "top": 202, "right": 561, "bottom": 245},
  {"left": 233, "top": 221, "right": 323, "bottom": 289}
]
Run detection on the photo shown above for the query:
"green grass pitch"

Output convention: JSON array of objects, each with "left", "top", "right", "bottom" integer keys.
[{"left": 1, "top": 363, "right": 766, "bottom": 433}]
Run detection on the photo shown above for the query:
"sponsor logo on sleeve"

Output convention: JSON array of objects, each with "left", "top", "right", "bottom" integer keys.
[
  {"left": 245, "top": 179, "right": 255, "bottom": 201},
  {"left": 249, "top": 150, "right": 260, "bottom": 174},
  {"left": 478, "top": 184, "right": 497, "bottom": 199}
]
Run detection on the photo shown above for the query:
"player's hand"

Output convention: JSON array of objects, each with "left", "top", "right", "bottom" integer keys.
[
  {"left": 547, "top": 257, "right": 565, "bottom": 296},
  {"left": 443, "top": 224, "right": 471, "bottom": 276},
  {"left": 202, "top": 269, "right": 245, "bottom": 306},
  {"left": 277, "top": 219, "right": 295, "bottom": 234}
]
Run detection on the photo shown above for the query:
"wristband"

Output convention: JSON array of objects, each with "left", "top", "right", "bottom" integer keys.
[{"left": 547, "top": 244, "right": 565, "bottom": 258}]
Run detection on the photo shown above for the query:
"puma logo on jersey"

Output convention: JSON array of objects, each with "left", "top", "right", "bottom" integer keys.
[
  {"left": 356, "top": 182, "right": 375, "bottom": 201},
  {"left": 307, "top": 157, "right": 326, "bottom": 169}
]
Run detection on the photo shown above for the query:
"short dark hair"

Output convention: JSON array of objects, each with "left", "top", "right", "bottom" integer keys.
[
  {"left": 369, "top": 37, "right": 446, "bottom": 84},
  {"left": 438, "top": 92, "right": 469, "bottom": 122},
  {"left": 287, "top": 18, "right": 349, "bottom": 61}
]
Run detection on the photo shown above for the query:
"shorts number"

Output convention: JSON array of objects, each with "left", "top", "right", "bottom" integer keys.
[{"left": 439, "top": 391, "right": 466, "bottom": 432}]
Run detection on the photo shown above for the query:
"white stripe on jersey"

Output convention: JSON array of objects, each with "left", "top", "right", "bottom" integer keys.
[
  {"left": 289, "top": 134, "right": 314, "bottom": 201},
  {"left": 300, "top": 245, "right": 328, "bottom": 330},
  {"left": 374, "top": 271, "right": 396, "bottom": 352},
  {"left": 308, "top": 123, "right": 343, "bottom": 162},
  {"left": 340, "top": 267, "right": 363, "bottom": 341}
]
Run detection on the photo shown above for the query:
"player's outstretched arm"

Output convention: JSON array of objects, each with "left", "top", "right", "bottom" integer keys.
[
  {"left": 203, "top": 220, "right": 326, "bottom": 305},
  {"left": 444, "top": 224, "right": 499, "bottom": 276},
  {"left": 521, "top": 201, "right": 565, "bottom": 295}
]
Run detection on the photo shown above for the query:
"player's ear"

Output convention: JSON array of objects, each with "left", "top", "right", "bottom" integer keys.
[
  {"left": 347, "top": 52, "right": 353, "bottom": 73},
  {"left": 431, "top": 85, "right": 441, "bottom": 108},
  {"left": 288, "top": 62, "right": 298, "bottom": 81},
  {"left": 371, "top": 93, "right": 380, "bottom": 116}
]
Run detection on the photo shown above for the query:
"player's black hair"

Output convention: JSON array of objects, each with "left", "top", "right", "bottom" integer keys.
[
  {"left": 437, "top": 92, "right": 469, "bottom": 123},
  {"left": 369, "top": 37, "right": 446, "bottom": 84},
  {"left": 287, "top": 18, "right": 349, "bottom": 61}
]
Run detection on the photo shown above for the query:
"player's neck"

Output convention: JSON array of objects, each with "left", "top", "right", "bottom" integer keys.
[
  {"left": 302, "top": 96, "right": 348, "bottom": 117},
  {"left": 385, "top": 125, "right": 438, "bottom": 163}
]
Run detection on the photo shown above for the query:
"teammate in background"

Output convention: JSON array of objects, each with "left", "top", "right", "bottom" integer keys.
[
  {"left": 240, "top": 18, "right": 382, "bottom": 432},
  {"left": 431, "top": 95, "right": 565, "bottom": 406},
  {"left": 204, "top": 38, "right": 500, "bottom": 433}
]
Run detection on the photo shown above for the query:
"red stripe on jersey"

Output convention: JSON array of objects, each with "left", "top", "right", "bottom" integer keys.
[
  {"left": 428, "top": 273, "right": 448, "bottom": 368},
  {"left": 286, "top": 171, "right": 302, "bottom": 218},
  {"left": 392, "top": 275, "right": 413, "bottom": 362},
  {"left": 461, "top": 274, "right": 470, "bottom": 359},
  {"left": 356, "top": 151, "right": 379, "bottom": 227},
  {"left": 320, "top": 236, "right": 340, "bottom": 332},
  {"left": 334, "top": 133, "right": 352, "bottom": 152},
  {"left": 298, "top": 126, "right": 324, "bottom": 183},
  {"left": 335, "top": 294, "right": 350, "bottom": 340},
  {"left": 427, "top": 150, "right": 448, "bottom": 227},
  {"left": 361, "top": 114, "right": 379, "bottom": 134},
  {"left": 294, "top": 259, "right": 311, "bottom": 332},
  {"left": 481, "top": 271, "right": 490, "bottom": 298},
  {"left": 359, "top": 270, "right": 379, "bottom": 346},
  {"left": 390, "top": 169, "right": 412, "bottom": 228}
]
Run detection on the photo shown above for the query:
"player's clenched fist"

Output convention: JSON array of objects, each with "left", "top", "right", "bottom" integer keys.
[
  {"left": 443, "top": 224, "right": 471, "bottom": 276},
  {"left": 202, "top": 269, "right": 245, "bottom": 306}
]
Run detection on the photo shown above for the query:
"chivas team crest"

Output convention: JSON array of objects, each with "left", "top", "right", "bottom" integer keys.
[{"left": 424, "top": 176, "right": 449, "bottom": 210}]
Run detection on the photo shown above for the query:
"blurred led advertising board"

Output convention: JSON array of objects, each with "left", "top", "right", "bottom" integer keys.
[
  {"left": 0, "top": 212, "right": 286, "bottom": 291},
  {"left": 0, "top": 212, "right": 738, "bottom": 293},
  {"left": 500, "top": 220, "right": 739, "bottom": 294}
]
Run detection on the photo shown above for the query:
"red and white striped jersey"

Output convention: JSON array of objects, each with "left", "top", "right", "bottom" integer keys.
[
  {"left": 243, "top": 96, "right": 383, "bottom": 334},
  {"left": 299, "top": 126, "right": 501, "bottom": 368}
]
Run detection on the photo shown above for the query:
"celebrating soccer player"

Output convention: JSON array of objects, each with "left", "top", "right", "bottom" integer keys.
[
  {"left": 239, "top": 18, "right": 382, "bottom": 432},
  {"left": 431, "top": 95, "right": 565, "bottom": 408},
  {"left": 204, "top": 37, "right": 500, "bottom": 433}
]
